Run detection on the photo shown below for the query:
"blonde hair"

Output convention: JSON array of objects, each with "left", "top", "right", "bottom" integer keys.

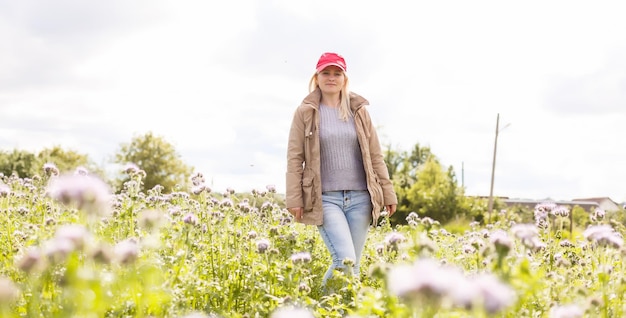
[{"left": 308, "top": 73, "right": 352, "bottom": 121}]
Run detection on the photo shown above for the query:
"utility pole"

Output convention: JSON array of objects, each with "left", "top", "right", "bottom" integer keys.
[{"left": 487, "top": 113, "right": 510, "bottom": 223}]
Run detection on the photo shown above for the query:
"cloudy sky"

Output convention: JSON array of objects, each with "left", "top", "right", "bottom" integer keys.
[{"left": 1, "top": 0, "right": 625, "bottom": 203}]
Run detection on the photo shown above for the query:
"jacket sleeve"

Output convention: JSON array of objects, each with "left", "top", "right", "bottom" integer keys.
[
  {"left": 285, "top": 107, "right": 306, "bottom": 208},
  {"left": 364, "top": 110, "right": 398, "bottom": 206}
]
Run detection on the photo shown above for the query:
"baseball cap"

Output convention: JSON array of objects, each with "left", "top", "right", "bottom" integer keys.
[{"left": 316, "top": 52, "right": 347, "bottom": 73}]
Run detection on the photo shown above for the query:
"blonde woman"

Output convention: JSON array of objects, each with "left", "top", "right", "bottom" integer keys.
[{"left": 285, "top": 52, "right": 398, "bottom": 285}]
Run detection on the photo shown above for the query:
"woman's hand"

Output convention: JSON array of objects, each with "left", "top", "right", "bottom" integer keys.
[
  {"left": 288, "top": 207, "right": 303, "bottom": 221},
  {"left": 386, "top": 204, "right": 397, "bottom": 217}
]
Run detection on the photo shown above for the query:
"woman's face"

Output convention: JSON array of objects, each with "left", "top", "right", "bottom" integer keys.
[{"left": 316, "top": 66, "right": 345, "bottom": 95}]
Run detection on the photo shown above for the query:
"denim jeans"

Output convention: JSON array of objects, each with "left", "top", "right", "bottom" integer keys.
[{"left": 317, "top": 190, "right": 372, "bottom": 285}]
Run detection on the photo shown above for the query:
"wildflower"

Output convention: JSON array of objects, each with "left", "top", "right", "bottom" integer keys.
[
  {"left": 183, "top": 213, "right": 198, "bottom": 226},
  {"left": 46, "top": 174, "right": 111, "bottom": 216},
  {"left": 342, "top": 257, "right": 355, "bottom": 267},
  {"left": 384, "top": 232, "right": 406, "bottom": 252},
  {"left": 290, "top": 252, "right": 312, "bottom": 264},
  {"left": 238, "top": 201, "right": 251, "bottom": 213},
  {"left": 191, "top": 184, "right": 208, "bottom": 195},
  {"left": 220, "top": 198, "right": 233, "bottom": 208},
  {"left": 190, "top": 172, "right": 205, "bottom": 186},
  {"left": 406, "top": 211, "right": 420, "bottom": 223},
  {"left": 16, "top": 247, "right": 42, "bottom": 273},
  {"left": 468, "top": 273, "right": 516, "bottom": 314},
  {"left": 266, "top": 184, "right": 276, "bottom": 193},
  {"left": 462, "top": 244, "right": 476, "bottom": 254},
  {"left": 535, "top": 202, "right": 557, "bottom": 213},
  {"left": 0, "top": 183, "right": 9, "bottom": 197},
  {"left": 90, "top": 244, "right": 113, "bottom": 265},
  {"left": 123, "top": 163, "right": 140, "bottom": 174},
  {"left": 271, "top": 306, "right": 315, "bottom": 318},
  {"left": 584, "top": 225, "right": 623, "bottom": 249},
  {"left": 490, "top": 230, "right": 513, "bottom": 256},
  {"left": 247, "top": 230, "right": 258, "bottom": 239},
  {"left": 511, "top": 223, "right": 539, "bottom": 241},
  {"left": 590, "top": 208, "right": 606, "bottom": 222},
  {"left": 0, "top": 277, "right": 20, "bottom": 304},
  {"left": 114, "top": 239, "right": 139, "bottom": 264},
  {"left": 54, "top": 224, "right": 90, "bottom": 250},
  {"left": 74, "top": 166, "right": 89, "bottom": 176},
  {"left": 560, "top": 240, "right": 575, "bottom": 248},
  {"left": 421, "top": 217, "right": 439, "bottom": 227},
  {"left": 43, "top": 237, "right": 76, "bottom": 264},
  {"left": 298, "top": 282, "right": 311, "bottom": 294},
  {"left": 256, "top": 238, "right": 271, "bottom": 254},
  {"left": 169, "top": 206, "right": 182, "bottom": 216},
  {"left": 551, "top": 205, "right": 570, "bottom": 217},
  {"left": 138, "top": 209, "right": 163, "bottom": 231},
  {"left": 387, "top": 258, "right": 459, "bottom": 301},
  {"left": 549, "top": 304, "right": 584, "bottom": 318},
  {"left": 43, "top": 162, "right": 60, "bottom": 176}
]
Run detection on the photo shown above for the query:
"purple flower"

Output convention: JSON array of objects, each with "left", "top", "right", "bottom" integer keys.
[
  {"left": 551, "top": 205, "right": 570, "bottom": 217},
  {"left": 183, "top": 213, "right": 198, "bottom": 226},
  {"left": 590, "top": 208, "right": 606, "bottom": 222},
  {"left": 43, "top": 162, "right": 59, "bottom": 176},
  {"left": 584, "top": 225, "right": 623, "bottom": 249},
  {"left": 190, "top": 172, "right": 205, "bottom": 186},
  {"left": 46, "top": 174, "right": 111, "bottom": 216},
  {"left": 114, "top": 239, "right": 139, "bottom": 264},
  {"left": 387, "top": 258, "right": 460, "bottom": 300},
  {"left": 266, "top": 184, "right": 276, "bottom": 193},
  {"left": 54, "top": 224, "right": 90, "bottom": 250},
  {"left": 256, "top": 238, "right": 271, "bottom": 253},
  {"left": 290, "top": 252, "right": 312, "bottom": 264}
]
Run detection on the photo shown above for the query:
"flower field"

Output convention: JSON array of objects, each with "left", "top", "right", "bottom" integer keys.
[{"left": 0, "top": 166, "right": 624, "bottom": 317}]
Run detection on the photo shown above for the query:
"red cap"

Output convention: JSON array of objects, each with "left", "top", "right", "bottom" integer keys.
[{"left": 316, "top": 52, "right": 347, "bottom": 73}]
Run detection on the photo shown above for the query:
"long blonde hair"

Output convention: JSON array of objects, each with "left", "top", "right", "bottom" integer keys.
[{"left": 308, "top": 73, "right": 352, "bottom": 121}]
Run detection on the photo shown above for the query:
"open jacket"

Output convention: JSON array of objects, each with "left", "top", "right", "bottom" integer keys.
[{"left": 285, "top": 88, "right": 398, "bottom": 226}]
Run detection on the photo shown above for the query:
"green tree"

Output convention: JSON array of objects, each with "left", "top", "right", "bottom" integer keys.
[
  {"left": 383, "top": 143, "right": 434, "bottom": 224},
  {"left": 113, "top": 132, "right": 193, "bottom": 193},
  {"left": 0, "top": 149, "right": 38, "bottom": 178},
  {"left": 37, "top": 145, "right": 101, "bottom": 174}
]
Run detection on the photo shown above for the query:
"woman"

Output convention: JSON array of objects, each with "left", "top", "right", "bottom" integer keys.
[{"left": 285, "top": 52, "right": 398, "bottom": 285}]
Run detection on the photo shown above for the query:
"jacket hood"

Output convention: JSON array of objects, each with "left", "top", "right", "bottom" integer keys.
[{"left": 301, "top": 87, "right": 369, "bottom": 112}]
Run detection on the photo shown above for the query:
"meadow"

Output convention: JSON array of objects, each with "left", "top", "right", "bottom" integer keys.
[{"left": 0, "top": 166, "right": 624, "bottom": 317}]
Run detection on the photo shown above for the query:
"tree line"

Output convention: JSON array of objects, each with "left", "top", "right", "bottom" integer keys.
[{"left": 0, "top": 132, "right": 487, "bottom": 225}]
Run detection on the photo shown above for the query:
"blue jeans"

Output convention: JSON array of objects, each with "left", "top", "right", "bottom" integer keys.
[{"left": 317, "top": 190, "right": 372, "bottom": 284}]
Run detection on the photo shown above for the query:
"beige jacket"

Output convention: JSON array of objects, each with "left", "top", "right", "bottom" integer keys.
[{"left": 285, "top": 88, "right": 398, "bottom": 225}]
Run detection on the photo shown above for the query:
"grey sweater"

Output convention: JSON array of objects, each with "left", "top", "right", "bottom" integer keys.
[{"left": 319, "top": 104, "right": 367, "bottom": 192}]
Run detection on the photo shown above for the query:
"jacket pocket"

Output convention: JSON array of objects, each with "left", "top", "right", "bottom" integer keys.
[{"left": 302, "top": 173, "right": 315, "bottom": 212}]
